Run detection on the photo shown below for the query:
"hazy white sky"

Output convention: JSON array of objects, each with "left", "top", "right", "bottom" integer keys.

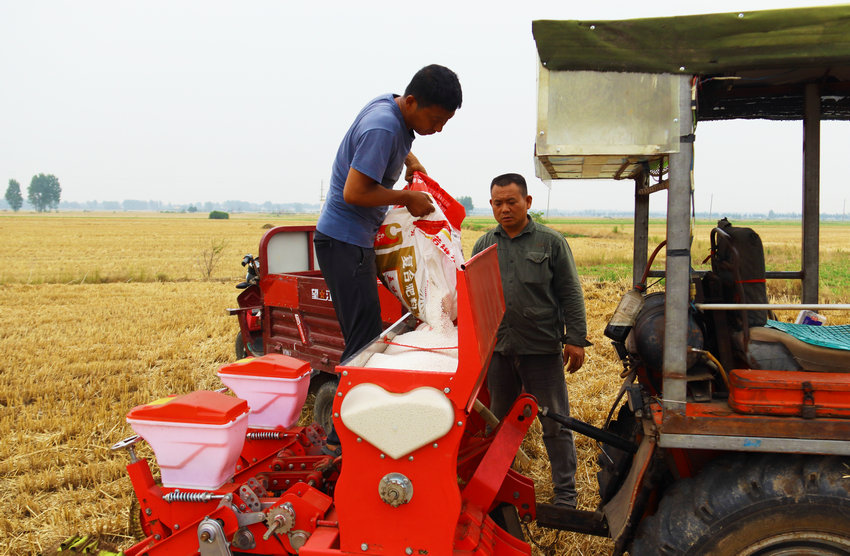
[{"left": 1, "top": 1, "right": 847, "bottom": 215}]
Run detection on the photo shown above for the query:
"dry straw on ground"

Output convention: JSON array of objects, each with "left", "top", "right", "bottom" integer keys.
[{"left": 1, "top": 213, "right": 848, "bottom": 555}]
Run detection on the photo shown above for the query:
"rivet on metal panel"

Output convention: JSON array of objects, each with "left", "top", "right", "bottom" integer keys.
[
  {"left": 337, "top": 391, "right": 342, "bottom": 397},
  {"left": 380, "top": 454, "right": 385, "bottom": 459},
  {"left": 361, "top": 543, "right": 368, "bottom": 551},
  {"left": 334, "top": 413, "right": 339, "bottom": 417},
  {"left": 539, "top": 131, "right": 545, "bottom": 136},
  {"left": 589, "top": 25, "right": 596, "bottom": 30},
  {"left": 457, "top": 421, "right": 463, "bottom": 427},
  {"left": 433, "top": 443, "right": 438, "bottom": 448},
  {"left": 443, "top": 387, "right": 450, "bottom": 394},
  {"left": 357, "top": 437, "right": 362, "bottom": 443},
  {"left": 408, "top": 456, "right": 414, "bottom": 461},
  {"left": 679, "top": 67, "right": 686, "bottom": 72},
  {"left": 342, "top": 371, "right": 348, "bottom": 376},
  {"left": 406, "top": 548, "right": 414, "bottom": 555},
  {"left": 738, "top": 13, "right": 745, "bottom": 18}
]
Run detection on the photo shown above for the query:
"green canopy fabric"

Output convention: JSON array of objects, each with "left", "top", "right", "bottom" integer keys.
[{"left": 533, "top": 6, "right": 850, "bottom": 75}]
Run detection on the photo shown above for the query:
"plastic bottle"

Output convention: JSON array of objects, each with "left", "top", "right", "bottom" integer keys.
[{"left": 604, "top": 286, "right": 646, "bottom": 342}]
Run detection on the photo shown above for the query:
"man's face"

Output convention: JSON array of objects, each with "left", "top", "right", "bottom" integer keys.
[
  {"left": 490, "top": 183, "right": 531, "bottom": 235},
  {"left": 408, "top": 102, "right": 455, "bottom": 136}
]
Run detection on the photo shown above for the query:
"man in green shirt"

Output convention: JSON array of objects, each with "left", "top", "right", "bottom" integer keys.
[{"left": 472, "top": 172, "right": 590, "bottom": 508}]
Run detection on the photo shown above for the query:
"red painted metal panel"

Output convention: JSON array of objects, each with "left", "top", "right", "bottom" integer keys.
[{"left": 729, "top": 368, "right": 850, "bottom": 418}]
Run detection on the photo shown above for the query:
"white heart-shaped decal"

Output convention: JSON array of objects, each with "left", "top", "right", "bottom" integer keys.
[{"left": 340, "top": 384, "right": 455, "bottom": 459}]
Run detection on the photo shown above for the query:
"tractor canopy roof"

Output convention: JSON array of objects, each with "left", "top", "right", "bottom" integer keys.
[{"left": 533, "top": 5, "right": 850, "bottom": 120}]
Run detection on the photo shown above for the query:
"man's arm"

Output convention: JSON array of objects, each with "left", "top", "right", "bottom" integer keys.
[
  {"left": 552, "top": 236, "right": 591, "bottom": 369},
  {"left": 342, "top": 167, "right": 434, "bottom": 217}
]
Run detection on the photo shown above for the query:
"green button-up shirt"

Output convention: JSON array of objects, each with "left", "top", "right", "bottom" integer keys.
[{"left": 472, "top": 217, "right": 590, "bottom": 355}]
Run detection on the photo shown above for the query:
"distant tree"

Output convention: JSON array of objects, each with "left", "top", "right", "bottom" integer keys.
[
  {"left": 187, "top": 205, "right": 198, "bottom": 213},
  {"left": 457, "top": 195, "right": 474, "bottom": 213},
  {"left": 5, "top": 179, "right": 23, "bottom": 212},
  {"left": 209, "top": 210, "right": 229, "bottom": 220},
  {"left": 27, "top": 173, "right": 61, "bottom": 212}
]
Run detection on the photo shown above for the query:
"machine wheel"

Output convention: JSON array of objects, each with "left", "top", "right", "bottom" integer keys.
[
  {"left": 631, "top": 453, "right": 850, "bottom": 555},
  {"left": 235, "top": 331, "right": 247, "bottom": 359},
  {"left": 235, "top": 331, "right": 262, "bottom": 359},
  {"left": 313, "top": 378, "right": 339, "bottom": 435}
]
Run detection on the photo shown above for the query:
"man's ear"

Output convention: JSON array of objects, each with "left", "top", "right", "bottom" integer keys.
[
  {"left": 402, "top": 94, "right": 418, "bottom": 111},
  {"left": 526, "top": 195, "right": 533, "bottom": 209}
]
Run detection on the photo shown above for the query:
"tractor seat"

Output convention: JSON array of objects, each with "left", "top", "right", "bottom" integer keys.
[{"left": 748, "top": 323, "right": 850, "bottom": 373}]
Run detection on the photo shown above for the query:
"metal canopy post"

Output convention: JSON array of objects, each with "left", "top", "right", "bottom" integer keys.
[
  {"left": 662, "top": 76, "right": 693, "bottom": 415},
  {"left": 802, "top": 83, "right": 820, "bottom": 304},
  {"left": 633, "top": 171, "right": 650, "bottom": 287}
]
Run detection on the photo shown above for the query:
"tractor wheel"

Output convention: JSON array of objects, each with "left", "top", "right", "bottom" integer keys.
[
  {"left": 128, "top": 495, "right": 148, "bottom": 541},
  {"left": 313, "top": 379, "right": 339, "bottom": 436},
  {"left": 235, "top": 331, "right": 262, "bottom": 359},
  {"left": 630, "top": 453, "right": 850, "bottom": 555}
]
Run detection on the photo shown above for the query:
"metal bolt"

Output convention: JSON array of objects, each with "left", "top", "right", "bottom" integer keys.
[
  {"left": 679, "top": 66, "right": 686, "bottom": 72},
  {"left": 343, "top": 371, "right": 348, "bottom": 376},
  {"left": 443, "top": 387, "right": 450, "bottom": 394},
  {"left": 200, "top": 531, "right": 211, "bottom": 543},
  {"left": 174, "top": 523, "right": 180, "bottom": 530},
  {"left": 513, "top": 491, "right": 520, "bottom": 499},
  {"left": 334, "top": 412, "right": 339, "bottom": 418},
  {"left": 236, "top": 465, "right": 242, "bottom": 470},
  {"left": 738, "top": 12, "right": 745, "bottom": 18},
  {"left": 406, "top": 548, "right": 413, "bottom": 555},
  {"left": 273, "top": 480, "right": 278, "bottom": 485},
  {"left": 252, "top": 457, "right": 257, "bottom": 463},
  {"left": 522, "top": 514, "right": 533, "bottom": 523},
  {"left": 539, "top": 131, "right": 545, "bottom": 136},
  {"left": 154, "top": 534, "right": 161, "bottom": 540},
  {"left": 589, "top": 24, "right": 596, "bottom": 30},
  {"left": 673, "top": 118, "right": 679, "bottom": 123},
  {"left": 145, "top": 507, "right": 152, "bottom": 516},
  {"left": 361, "top": 543, "right": 368, "bottom": 551},
  {"left": 357, "top": 437, "right": 362, "bottom": 443},
  {"left": 457, "top": 421, "right": 463, "bottom": 427},
  {"left": 337, "top": 391, "right": 342, "bottom": 397},
  {"left": 408, "top": 456, "right": 414, "bottom": 461},
  {"left": 433, "top": 443, "right": 438, "bottom": 448},
  {"left": 523, "top": 405, "right": 533, "bottom": 418},
  {"left": 239, "top": 504, "right": 246, "bottom": 511},
  {"left": 380, "top": 454, "right": 385, "bottom": 459}
]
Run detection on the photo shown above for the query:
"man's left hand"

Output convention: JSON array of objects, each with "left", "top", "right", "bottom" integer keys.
[
  {"left": 404, "top": 152, "right": 427, "bottom": 182},
  {"left": 563, "top": 344, "right": 585, "bottom": 374}
]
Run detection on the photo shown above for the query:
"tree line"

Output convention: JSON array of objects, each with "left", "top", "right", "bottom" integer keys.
[{"left": 5, "top": 174, "right": 62, "bottom": 212}]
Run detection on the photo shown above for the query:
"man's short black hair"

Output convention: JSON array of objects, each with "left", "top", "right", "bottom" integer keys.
[
  {"left": 490, "top": 173, "right": 528, "bottom": 196},
  {"left": 404, "top": 64, "right": 462, "bottom": 112}
]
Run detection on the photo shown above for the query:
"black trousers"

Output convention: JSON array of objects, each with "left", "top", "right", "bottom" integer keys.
[{"left": 313, "top": 231, "right": 383, "bottom": 362}]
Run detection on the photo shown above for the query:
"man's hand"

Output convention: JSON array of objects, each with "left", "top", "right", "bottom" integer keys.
[
  {"left": 563, "top": 344, "right": 585, "bottom": 374},
  {"left": 404, "top": 190, "right": 435, "bottom": 217},
  {"left": 404, "top": 152, "right": 427, "bottom": 182}
]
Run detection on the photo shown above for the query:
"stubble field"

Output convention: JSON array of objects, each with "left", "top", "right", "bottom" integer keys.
[{"left": 1, "top": 212, "right": 848, "bottom": 555}]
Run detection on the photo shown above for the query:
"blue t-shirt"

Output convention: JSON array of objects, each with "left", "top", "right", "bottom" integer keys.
[{"left": 316, "top": 94, "right": 414, "bottom": 248}]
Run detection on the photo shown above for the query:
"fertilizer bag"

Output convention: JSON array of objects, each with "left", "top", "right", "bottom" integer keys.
[{"left": 374, "top": 174, "right": 464, "bottom": 328}]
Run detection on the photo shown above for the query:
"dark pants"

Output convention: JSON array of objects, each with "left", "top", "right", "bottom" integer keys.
[
  {"left": 313, "top": 232, "right": 383, "bottom": 362},
  {"left": 487, "top": 352, "right": 578, "bottom": 506},
  {"left": 313, "top": 232, "right": 383, "bottom": 446}
]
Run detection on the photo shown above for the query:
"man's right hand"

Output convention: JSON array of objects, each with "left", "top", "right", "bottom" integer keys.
[{"left": 404, "top": 190, "right": 435, "bottom": 217}]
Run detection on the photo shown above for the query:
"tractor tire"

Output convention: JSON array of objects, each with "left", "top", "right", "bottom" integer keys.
[
  {"left": 235, "top": 331, "right": 247, "bottom": 360},
  {"left": 235, "top": 331, "right": 262, "bottom": 359},
  {"left": 313, "top": 379, "right": 339, "bottom": 436},
  {"left": 630, "top": 453, "right": 850, "bottom": 555},
  {"left": 128, "top": 495, "right": 148, "bottom": 541}
]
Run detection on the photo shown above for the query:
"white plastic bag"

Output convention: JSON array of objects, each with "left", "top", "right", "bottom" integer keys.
[{"left": 374, "top": 194, "right": 464, "bottom": 329}]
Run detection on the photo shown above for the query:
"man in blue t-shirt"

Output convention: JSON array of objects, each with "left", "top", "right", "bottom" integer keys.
[{"left": 315, "top": 65, "right": 462, "bottom": 364}]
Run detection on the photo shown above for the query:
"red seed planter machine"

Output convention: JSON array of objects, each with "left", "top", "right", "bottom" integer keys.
[{"left": 112, "top": 245, "right": 538, "bottom": 556}]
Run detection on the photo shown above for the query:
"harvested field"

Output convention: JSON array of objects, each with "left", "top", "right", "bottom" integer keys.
[{"left": 1, "top": 213, "right": 848, "bottom": 555}]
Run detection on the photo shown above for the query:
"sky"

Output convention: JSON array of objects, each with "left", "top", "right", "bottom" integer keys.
[{"left": 1, "top": 0, "right": 848, "bottom": 216}]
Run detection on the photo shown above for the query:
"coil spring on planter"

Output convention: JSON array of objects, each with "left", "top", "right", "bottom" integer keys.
[
  {"left": 164, "top": 490, "right": 225, "bottom": 503},
  {"left": 247, "top": 431, "right": 286, "bottom": 440}
]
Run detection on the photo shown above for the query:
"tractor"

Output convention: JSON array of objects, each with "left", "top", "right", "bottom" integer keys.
[{"left": 80, "top": 5, "right": 850, "bottom": 556}]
